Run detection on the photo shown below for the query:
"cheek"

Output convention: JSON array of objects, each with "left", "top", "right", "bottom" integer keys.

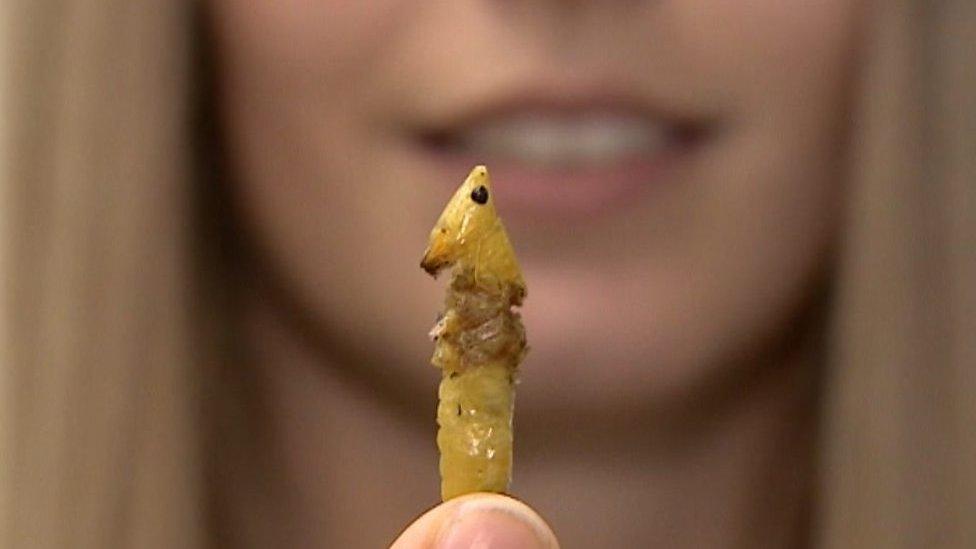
[
  {"left": 209, "top": 0, "right": 447, "bottom": 373},
  {"left": 671, "top": 0, "right": 858, "bottom": 306},
  {"left": 687, "top": 0, "right": 857, "bottom": 292},
  {"left": 209, "top": 0, "right": 411, "bottom": 88},
  {"left": 523, "top": 3, "right": 858, "bottom": 410},
  {"left": 662, "top": 0, "right": 859, "bottom": 114}
]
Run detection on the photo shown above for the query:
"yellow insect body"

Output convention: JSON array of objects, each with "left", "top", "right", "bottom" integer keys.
[{"left": 421, "top": 166, "right": 527, "bottom": 501}]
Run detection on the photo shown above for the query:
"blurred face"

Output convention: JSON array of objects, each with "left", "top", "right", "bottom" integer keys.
[{"left": 209, "top": 2, "right": 858, "bottom": 415}]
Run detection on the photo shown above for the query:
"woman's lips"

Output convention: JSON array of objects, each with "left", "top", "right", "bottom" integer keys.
[
  {"left": 414, "top": 102, "right": 705, "bottom": 222},
  {"left": 457, "top": 112, "right": 668, "bottom": 167}
]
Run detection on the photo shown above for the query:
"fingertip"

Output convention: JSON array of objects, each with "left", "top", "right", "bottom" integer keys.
[
  {"left": 389, "top": 498, "right": 455, "bottom": 549},
  {"left": 390, "top": 493, "right": 558, "bottom": 549},
  {"left": 442, "top": 494, "right": 559, "bottom": 549}
]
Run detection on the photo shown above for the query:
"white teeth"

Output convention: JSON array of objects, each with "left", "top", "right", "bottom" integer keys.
[{"left": 461, "top": 114, "right": 667, "bottom": 167}]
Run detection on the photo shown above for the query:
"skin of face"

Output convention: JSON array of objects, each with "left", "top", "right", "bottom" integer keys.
[{"left": 209, "top": 1, "right": 858, "bottom": 418}]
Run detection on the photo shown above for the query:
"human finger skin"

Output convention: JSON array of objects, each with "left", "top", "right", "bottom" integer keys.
[{"left": 390, "top": 493, "right": 559, "bottom": 549}]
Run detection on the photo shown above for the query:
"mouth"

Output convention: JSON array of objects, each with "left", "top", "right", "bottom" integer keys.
[{"left": 411, "top": 95, "right": 710, "bottom": 221}]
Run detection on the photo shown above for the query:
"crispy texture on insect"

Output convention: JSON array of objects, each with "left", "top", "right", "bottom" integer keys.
[{"left": 421, "top": 166, "right": 527, "bottom": 501}]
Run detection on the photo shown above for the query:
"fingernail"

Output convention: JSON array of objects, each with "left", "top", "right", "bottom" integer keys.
[{"left": 437, "top": 497, "right": 551, "bottom": 549}]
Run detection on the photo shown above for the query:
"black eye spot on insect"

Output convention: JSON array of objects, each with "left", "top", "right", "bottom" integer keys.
[{"left": 470, "top": 185, "right": 489, "bottom": 205}]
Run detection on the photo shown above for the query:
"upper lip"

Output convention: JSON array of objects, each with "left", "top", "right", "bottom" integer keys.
[{"left": 407, "top": 84, "right": 712, "bottom": 149}]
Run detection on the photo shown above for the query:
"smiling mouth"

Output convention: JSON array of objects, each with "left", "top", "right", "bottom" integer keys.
[
  {"left": 418, "top": 95, "right": 709, "bottom": 158},
  {"left": 424, "top": 110, "right": 681, "bottom": 167},
  {"left": 412, "top": 95, "right": 711, "bottom": 221}
]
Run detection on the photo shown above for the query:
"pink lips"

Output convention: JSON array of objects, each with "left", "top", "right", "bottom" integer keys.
[
  {"left": 428, "top": 151, "right": 682, "bottom": 222},
  {"left": 414, "top": 97, "right": 703, "bottom": 223}
]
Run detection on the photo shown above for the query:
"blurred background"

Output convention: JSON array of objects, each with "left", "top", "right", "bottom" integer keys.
[{"left": 2, "top": 2, "right": 974, "bottom": 548}]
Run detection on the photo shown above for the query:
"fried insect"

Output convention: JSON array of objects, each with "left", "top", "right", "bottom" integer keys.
[{"left": 421, "top": 166, "right": 527, "bottom": 501}]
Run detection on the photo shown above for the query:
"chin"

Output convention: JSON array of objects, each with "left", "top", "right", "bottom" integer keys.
[{"left": 515, "top": 276, "right": 696, "bottom": 418}]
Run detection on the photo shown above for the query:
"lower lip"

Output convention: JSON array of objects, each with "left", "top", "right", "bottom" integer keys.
[{"left": 420, "top": 144, "right": 690, "bottom": 223}]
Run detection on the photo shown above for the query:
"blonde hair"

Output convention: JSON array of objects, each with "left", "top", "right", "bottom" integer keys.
[
  {"left": 2, "top": 1, "right": 202, "bottom": 547},
  {"left": 2, "top": 1, "right": 973, "bottom": 548},
  {"left": 819, "top": 3, "right": 976, "bottom": 547}
]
